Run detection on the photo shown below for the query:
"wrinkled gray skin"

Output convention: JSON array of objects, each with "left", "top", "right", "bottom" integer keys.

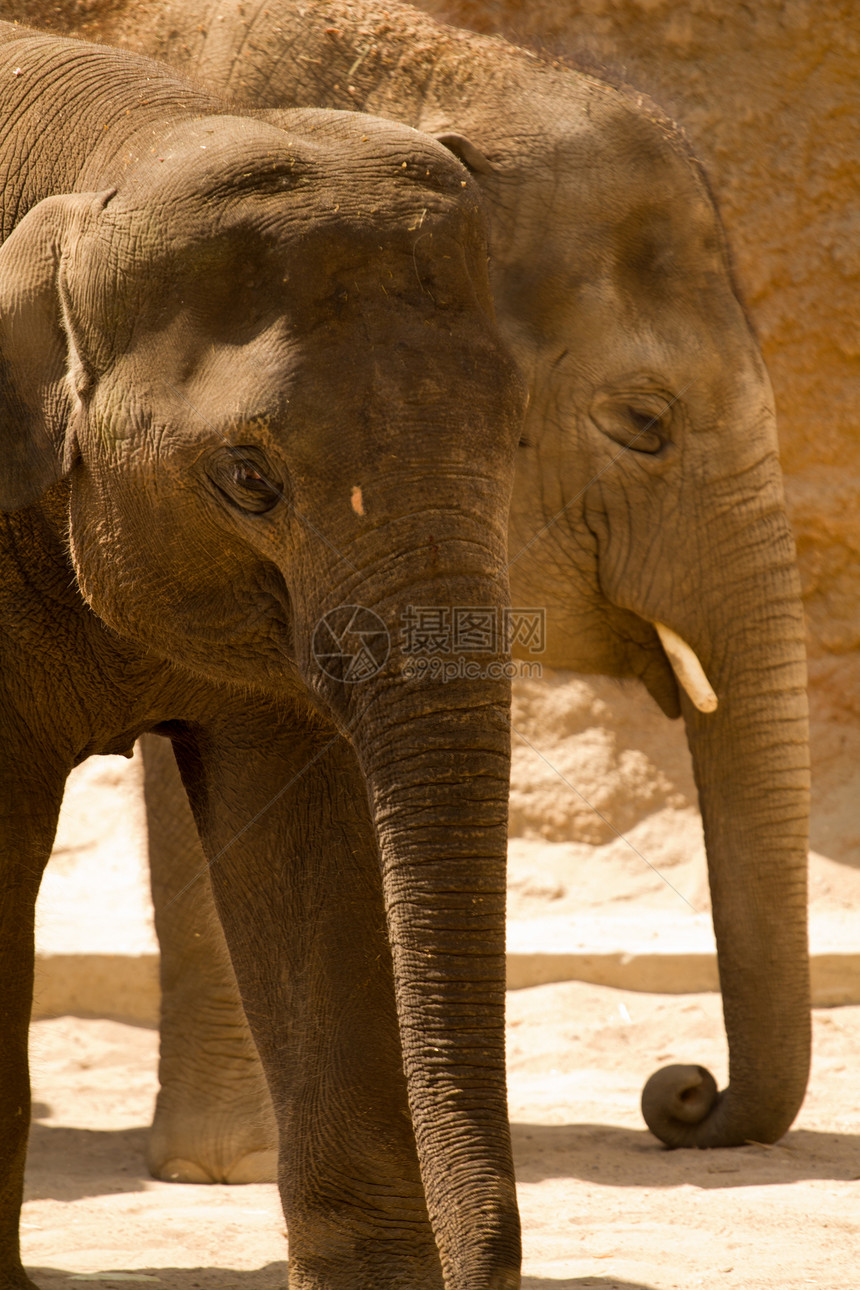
[
  {"left": 0, "top": 22, "right": 528, "bottom": 1290},
  {"left": 7, "top": 0, "right": 811, "bottom": 1165}
]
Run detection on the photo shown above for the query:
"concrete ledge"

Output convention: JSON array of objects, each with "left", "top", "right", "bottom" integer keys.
[
  {"left": 506, "top": 950, "right": 860, "bottom": 1006},
  {"left": 808, "top": 955, "right": 860, "bottom": 1007},
  {"left": 506, "top": 950, "right": 720, "bottom": 993},
  {"left": 33, "top": 953, "right": 161, "bottom": 1027},
  {"left": 32, "top": 940, "right": 860, "bottom": 1026}
]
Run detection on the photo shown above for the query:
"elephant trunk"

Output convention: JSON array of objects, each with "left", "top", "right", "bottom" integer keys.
[
  {"left": 356, "top": 687, "right": 519, "bottom": 1285},
  {"left": 642, "top": 533, "right": 810, "bottom": 1147},
  {"left": 307, "top": 559, "right": 520, "bottom": 1287}
]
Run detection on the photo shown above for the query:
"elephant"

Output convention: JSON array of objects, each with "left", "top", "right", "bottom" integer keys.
[
  {"left": 0, "top": 21, "right": 529, "bottom": 1290},
  {"left": 6, "top": 0, "right": 811, "bottom": 1162}
]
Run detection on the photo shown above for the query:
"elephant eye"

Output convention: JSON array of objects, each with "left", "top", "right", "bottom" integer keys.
[
  {"left": 589, "top": 391, "right": 675, "bottom": 455},
  {"left": 208, "top": 446, "right": 284, "bottom": 514},
  {"left": 619, "top": 405, "right": 664, "bottom": 453}
]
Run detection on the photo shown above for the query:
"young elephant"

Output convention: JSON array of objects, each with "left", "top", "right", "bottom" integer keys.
[
  {"left": 0, "top": 22, "right": 527, "bottom": 1290},
  {"left": 8, "top": 0, "right": 810, "bottom": 1161}
]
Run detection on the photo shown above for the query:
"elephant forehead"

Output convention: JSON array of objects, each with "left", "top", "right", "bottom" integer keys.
[
  {"left": 491, "top": 164, "right": 729, "bottom": 355},
  {"left": 109, "top": 112, "right": 483, "bottom": 246},
  {"left": 77, "top": 200, "right": 496, "bottom": 358},
  {"left": 82, "top": 153, "right": 492, "bottom": 335},
  {"left": 478, "top": 77, "right": 721, "bottom": 276}
]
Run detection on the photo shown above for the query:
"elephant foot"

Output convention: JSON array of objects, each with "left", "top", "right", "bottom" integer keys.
[
  {"left": 151, "top": 1147, "right": 277, "bottom": 1184},
  {"left": 0, "top": 1262, "right": 41, "bottom": 1290},
  {"left": 147, "top": 1091, "right": 278, "bottom": 1184},
  {"left": 287, "top": 1247, "right": 444, "bottom": 1290}
]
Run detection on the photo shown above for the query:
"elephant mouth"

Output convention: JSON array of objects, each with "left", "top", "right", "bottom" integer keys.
[
  {"left": 628, "top": 630, "right": 682, "bottom": 719},
  {"left": 652, "top": 622, "right": 718, "bottom": 714},
  {"left": 603, "top": 596, "right": 718, "bottom": 720},
  {"left": 629, "top": 621, "right": 719, "bottom": 720}
]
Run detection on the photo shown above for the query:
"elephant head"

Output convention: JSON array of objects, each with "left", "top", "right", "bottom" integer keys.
[
  {"left": 0, "top": 105, "right": 525, "bottom": 1279},
  {"left": 441, "top": 83, "right": 811, "bottom": 1146}
]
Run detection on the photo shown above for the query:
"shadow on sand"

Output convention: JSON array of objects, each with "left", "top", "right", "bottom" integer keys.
[
  {"left": 30, "top": 1266, "right": 287, "bottom": 1290},
  {"left": 25, "top": 1122, "right": 151, "bottom": 1202},
  {"left": 523, "top": 1280, "right": 659, "bottom": 1289},
  {"left": 32, "top": 1272, "right": 658, "bottom": 1290},
  {"left": 27, "top": 1116, "right": 860, "bottom": 1205},
  {"left": 512, "top": 1120, "right": 860, "bottom": 1189}
]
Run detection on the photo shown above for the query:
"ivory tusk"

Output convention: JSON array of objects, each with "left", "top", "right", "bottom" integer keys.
[{"left": 653, "top": 622, "right": 718, "bottom": 714}]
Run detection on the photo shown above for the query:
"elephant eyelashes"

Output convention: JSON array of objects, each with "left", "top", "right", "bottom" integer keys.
[
  {"left": 589, "top": 391, "right": 675, "bottom": 455},
  {"left": 207, "top": 446, "right": 284, "bottom": 514}
]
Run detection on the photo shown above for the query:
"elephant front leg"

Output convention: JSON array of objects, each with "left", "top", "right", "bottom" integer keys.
[
  {"left": 0, "top": 760, "right": 65, "bottom": 1290},
  {"left": 175, "top": 719, "right": 443, "bottom": 1290},
  {"left": 141, "top": 733, "right": 277, "bottom": 1184}
]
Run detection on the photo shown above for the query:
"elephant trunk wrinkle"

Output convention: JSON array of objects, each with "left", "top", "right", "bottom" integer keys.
[
  {"left": 653, "top": 620, "right": 718, "bottom": 714},
  {"left": 343, "top": 694, "right": 520, "bottom": 1284}
]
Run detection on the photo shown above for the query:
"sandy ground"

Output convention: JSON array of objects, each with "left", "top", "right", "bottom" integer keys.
[
  {"left": 23, "top": 984, "right": 860, "bottom": 1289},
  {"left": 24, "top": 668, "right": 860, "bottom": 1288}
]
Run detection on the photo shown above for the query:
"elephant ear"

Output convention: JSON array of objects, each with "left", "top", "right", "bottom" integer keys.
[
  {"left": 0, "top": 190, "right": 113, "bottom": 512},
  {"left": 435, "top": 133, "right": 497, "bottom": 176}
]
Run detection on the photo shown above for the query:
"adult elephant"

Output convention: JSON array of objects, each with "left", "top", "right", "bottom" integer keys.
[
  {"left": 9, "top": 0, "right": 811, "bottom": 1159},
  {"left": 0, "top": 23, "right": 527, "bottom": 1290}
]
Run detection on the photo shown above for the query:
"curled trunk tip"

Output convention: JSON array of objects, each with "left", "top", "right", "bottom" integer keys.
[{"left": 641, "top": 1064, "right": 720, "bottom": 1145}]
